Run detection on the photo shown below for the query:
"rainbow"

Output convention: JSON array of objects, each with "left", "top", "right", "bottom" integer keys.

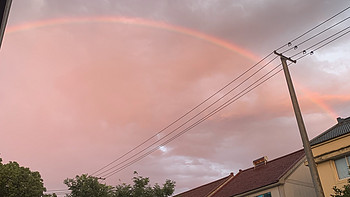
[
  {"left": 5, "top": 16, "right": 260, "bottom": 62},
  {"left": 296, "top": 84, "right": 341, "bottom": 119},
  {"left": 5, "top": 16, "right": 342, "bottom": 120}
]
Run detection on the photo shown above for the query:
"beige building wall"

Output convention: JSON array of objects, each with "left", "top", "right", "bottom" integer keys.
[
  {"left": 311, "top": 133, "right": 350, "bottom": 197},
  {"left": 283, "top": 162, "right": 316, "bottom": 197}
]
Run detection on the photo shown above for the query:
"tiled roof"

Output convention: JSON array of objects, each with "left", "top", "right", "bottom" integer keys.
[
  {"left": 175, "top": 175, "right": 231, "bottom": 197},
  {"left": 175, "top": 149, "right": 305, "bottom": 197},
  {"left": 214, "top": 149, "right": 305, "bottom": 197},
  {"left": 310, "top": 117, "right": 350, "bottom": 146}
]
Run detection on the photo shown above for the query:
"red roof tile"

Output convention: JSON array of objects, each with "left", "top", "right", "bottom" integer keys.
[
  {"left": 175, "top": 175, "right": 231, "bottom": 197},
  {"left": 176, "top": 149, "right": 305, "bottom": 197},
  {"left": 214, "top": 149, "right": 305, "bottom": 197}
]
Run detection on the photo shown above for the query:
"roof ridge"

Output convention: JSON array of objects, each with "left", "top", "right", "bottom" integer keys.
[
  {"left": 310, "top": 121, "right": 339, "bottom": 143},
  {"left": 263, "top": 149, "right": 304, "bottom": 163},
  {"left": 238, "top": 149, "right": 305, "bottom": 172},
  {"left": 176, "top": 149, "right": 306, "bottom": 197},
  {"left": 338, "top": 116, "right": 350, "bottom": 123},
  {"left": 310, "top": 116, "right": 350, "bottom": 146}
]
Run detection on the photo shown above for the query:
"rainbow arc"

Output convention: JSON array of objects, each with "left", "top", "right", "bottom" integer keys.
[{"left": 5, "top": 16, "right": 343, "bottom": 120}]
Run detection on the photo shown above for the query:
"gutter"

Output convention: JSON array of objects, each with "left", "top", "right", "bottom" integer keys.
[{"left": 233, "top": 182, "right": 282, "bottom": 197}]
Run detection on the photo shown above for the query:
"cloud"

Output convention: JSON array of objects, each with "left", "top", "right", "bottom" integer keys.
[{"left": 1, "top": 0, "right": 350, "bottom": 194}]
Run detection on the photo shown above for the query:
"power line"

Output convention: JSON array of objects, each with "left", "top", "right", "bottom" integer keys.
[
  {"left": 95, "top": 56, "right": 279, "bottom": 177},
  {"left": 280, "top": 16, "right": 350, "bottom": 54},
  {"left": 90, "top": 52, "right": 274, "bottom": 176},
  {"left": 50, "top": 21, "right": 350, "bottom": 179},
  {"left": 102, "top": 62, "right": 284, "bottom": 179},
  {"left": 101, "top": 25, "right": 350, "bottom": 178},
  {"left": 291, "top": 25, "right": 350, "bottom": 58},
  {"left": 91, "top": 5, "right": 350, "bottom": 178},
  {"left": 309, "top": 27, "right": 350, "bottom": 52},
  {"left": 281, "top": 5, "right": 350, "bottom": 50}
]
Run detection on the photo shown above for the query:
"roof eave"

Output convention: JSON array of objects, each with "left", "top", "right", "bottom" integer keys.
[{"left": 232, "top": 181, "right": 281, "bottom": 197}]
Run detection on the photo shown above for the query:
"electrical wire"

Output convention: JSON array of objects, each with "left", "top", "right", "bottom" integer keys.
[
  {"left": 94, "top": 56, "right": 279, "bottom": 177},
  {"left": 292, "top": 27, "right": 350, "bottom": 61},
  {"left": 90, "top": 52, "right": 274, "bottom": 176},
  {"left": 291, "top": 25, "right": 350, "bottom": 58},
  {"left": 310, "top": 28, "right": 350, "bottom": 52},
  {"left": 102, "top": 63, "right": 284, "bottom": 179},
  {"left": 281, "top": 5, "right": 350, "bottom": 50},
  {"left": 280, "top": 16, "right": 350, "bottom": 54},
  {"left": 101, "top": 25, "right": 350, "bottom": 178},
  {"left": 91, "top": 5, "right": 350, "bottom": 178}
]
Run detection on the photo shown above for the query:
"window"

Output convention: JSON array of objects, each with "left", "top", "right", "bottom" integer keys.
[
  {"left": 334, "top": 155, "right": 350, "bottom": 180},
  {"left": 256, "top": 192, "right": 272, "bottom": 197}
]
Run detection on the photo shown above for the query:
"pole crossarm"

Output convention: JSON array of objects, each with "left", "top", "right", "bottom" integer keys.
[{"left": 273, "top": 50, "right": 297, "bottom": 63}]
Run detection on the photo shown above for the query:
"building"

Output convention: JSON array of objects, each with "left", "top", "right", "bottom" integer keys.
[
  {"left": 176, "top": 149, "right": 316, "bottom": 197},
  {"left": 310, "top": 116, "right": 350, "bottom": 196}
]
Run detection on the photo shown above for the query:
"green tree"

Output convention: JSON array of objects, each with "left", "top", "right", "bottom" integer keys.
[
  {"left": 331, "top": 179, "right": 350, "bottom": 197},
  {"left": 0, "top": 158, "right": 47, "bottom": 197},
  {"left": 65, "top": 172, "right": 175, "bottom": 197},
  {"left": 114, "top": 171, "right": 175, "bottom": 197},
  {"left": 64, "top": 174, "right": 114, "bottom": 197}
]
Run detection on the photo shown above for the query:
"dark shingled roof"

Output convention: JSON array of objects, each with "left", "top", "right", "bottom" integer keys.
[
  {"left": 175, "top": 149, "right": 305, "bottom": 197},
  {"left": 175, "top": 175, "right": 231, "bottom": 197},
  {"left": 310, "top": 117, "right": 350, "bottom": 146}
]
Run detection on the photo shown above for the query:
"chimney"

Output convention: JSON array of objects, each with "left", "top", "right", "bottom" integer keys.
[
  {"left": 253, "top": 156, "right": 268, "bottom": 168},
  {"left": 337, "top": 117, "right": 343, "bottom": 123},
  {"left": 337, "top": 116, "right": 350, "bottom": 123}
]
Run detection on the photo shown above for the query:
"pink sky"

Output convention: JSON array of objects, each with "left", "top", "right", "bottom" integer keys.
[{"left": 1, "top": 0, "right": 350, "bottom": 195}]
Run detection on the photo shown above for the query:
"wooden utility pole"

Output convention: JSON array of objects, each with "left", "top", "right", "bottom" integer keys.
[{"left": 274, "top": 51, "right": 325, "bottom": 197}]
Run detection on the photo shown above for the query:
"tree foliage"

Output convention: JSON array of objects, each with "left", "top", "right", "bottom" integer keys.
[
  {"left": 0, "top": 158, "right": 47, "bottom": 197},
  {"left": 64, "top": 172, "right": 175, "bottom": 197},
  {"left": 331, "top": 179, "right": 350, "bottom": 197},
  {"left": 114, "top": 172, "right": 176, "bottom": 197},
  {"left": 64, "top": 174, "right": 114, "bottom": 197}
]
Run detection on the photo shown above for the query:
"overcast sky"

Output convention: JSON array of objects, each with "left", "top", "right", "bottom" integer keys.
[{"left": 1, "top": 0, "right": 350, "bottom": 195}]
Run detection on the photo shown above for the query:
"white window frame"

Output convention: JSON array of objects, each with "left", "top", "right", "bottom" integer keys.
[{"left": 334, "top": 155, "right": 350, "bottom": 180}]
